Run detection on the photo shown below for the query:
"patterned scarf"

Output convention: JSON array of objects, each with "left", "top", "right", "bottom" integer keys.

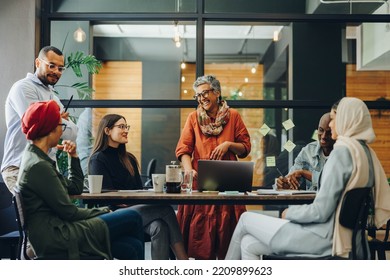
[{"left": 197, "top": 100, "right": 230, "bottom": 136}]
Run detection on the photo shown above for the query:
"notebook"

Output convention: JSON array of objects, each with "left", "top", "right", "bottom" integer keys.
[{"left": 197, "top": 160, "right": 254, "bottom": 192}]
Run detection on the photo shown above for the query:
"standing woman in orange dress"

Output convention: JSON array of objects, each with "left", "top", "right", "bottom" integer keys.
[{"left": 175, "top": 75, "right": 251, "bottom": 259}]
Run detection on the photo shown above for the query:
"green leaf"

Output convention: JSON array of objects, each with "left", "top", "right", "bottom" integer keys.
[{"left": 66, "top": 51, "right": 102, "bottom": 78}]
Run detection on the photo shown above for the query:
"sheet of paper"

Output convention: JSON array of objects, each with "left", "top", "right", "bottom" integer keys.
[
  {"left": 266, "top": 156, "right": 276, "bottom": 167},
  {"left": 311, "top": 129, "right": 318, "bottom": 141},
  {"left": 282, "top": 119, "right": 295, "bottom": 131},
  {"left": 283, "top": 140, "right": 296, "bottom": 152},
  {"left": 257, "top": 189, "right": 317, "bottom": 195},
  {"left": 117, "top": 189, "right": 153, "bottom": 192},
  {"left": 259, "top": 123, "right": 271, "bottom": 136}
]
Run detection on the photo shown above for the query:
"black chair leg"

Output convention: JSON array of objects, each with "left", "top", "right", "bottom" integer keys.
[
  {"left": 377, "top": 249, "right": 386, "bottom": 260},
  {"left": 369, "top": 248, "right": 376, "bottom": 260},
  {"left": 169, "top": 248, "right": 176, "bottom": 260}
]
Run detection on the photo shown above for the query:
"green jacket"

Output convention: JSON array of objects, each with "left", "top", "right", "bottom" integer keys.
[{"left": 18, "top": 144, "right": 112, "bottom": 259}]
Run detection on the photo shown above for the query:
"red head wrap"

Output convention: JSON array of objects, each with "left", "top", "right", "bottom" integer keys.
[{"left": 21, "top": 100, "right": 61, "bottom": 140}]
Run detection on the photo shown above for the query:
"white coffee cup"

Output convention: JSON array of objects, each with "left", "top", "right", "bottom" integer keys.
[
  {"left": 88, "top": 175, "right": 103, "bottom": 194},
  {"left": 152, "top": 174, "right": 165, "bottom": 193}
]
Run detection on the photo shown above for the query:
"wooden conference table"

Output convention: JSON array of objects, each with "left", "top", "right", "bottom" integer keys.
[{"left": 72, "top": 190, "right": 315, "bottom": 206}]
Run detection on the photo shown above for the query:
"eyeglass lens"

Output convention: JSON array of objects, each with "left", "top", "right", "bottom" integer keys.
[
  {"left": 40, "top": 59, "right": 66, "bottom": 72},
  {"left": 114, "top": 124, "right": 130, "bottom": 130},
  {"left": 194, "top": 89, "right": 212, "bottom": 99}
]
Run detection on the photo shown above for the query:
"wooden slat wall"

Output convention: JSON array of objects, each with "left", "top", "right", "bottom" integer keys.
[
  {"left": 346, "top": 64, "right": 390, "bottom": 177},
  {"left": 92, "top": 61, "right": 142, "bottom": 166}
]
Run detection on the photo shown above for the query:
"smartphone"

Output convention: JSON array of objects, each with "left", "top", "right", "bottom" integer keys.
[{"left": 64, "top": 95, "right": 73, "bottom": 112}]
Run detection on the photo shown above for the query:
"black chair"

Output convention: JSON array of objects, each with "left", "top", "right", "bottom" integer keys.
[
  {"left": 13, "top": 187, "right": 104, "bottom": 260},
  {"left": 13, "top": 187, "right": 33, "bottom": 260},
  {"left": 368, "top": 218, "right": 390, "bottom": 260},
  {"left": 0, "top": 182, "right": 20, "bottom": 260},
  {"left": 141, "top": 158, "right": 157, "bottom": 188},
  {"left": 263, "top": 187, "right": 372, "bottom": 260}
]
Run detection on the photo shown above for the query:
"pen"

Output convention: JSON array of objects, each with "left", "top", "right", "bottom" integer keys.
[
  {"left": 64, "top": 95, "right": 73, "bottom": 112},
  {"left": 276, "top": 167, "right": 284, "bottom": 177}
]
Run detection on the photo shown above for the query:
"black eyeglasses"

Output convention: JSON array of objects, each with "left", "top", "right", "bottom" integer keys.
[
  {"left": 58, "top": 123, "right": 67, "bottom": 132},
  {"left": 39, "top": 58, "right": 66, "bottom": 73},
  {"left": 193, "top": 89, "right": 213, "bottom": 100},
  {"left": 112, "top": 124, "right": 131, "bottom": 131}
]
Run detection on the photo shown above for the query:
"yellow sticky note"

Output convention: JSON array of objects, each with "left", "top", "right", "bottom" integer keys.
[
  {"left": 283, "top": 140, "right": 296, "bottom": 152},
  {"left": 312, "top": 129, "right": 318, "bottom": 141},
  {"left": 259, "top": 123, "right": 271, "bottom": 136},
  {"left": 282, "top": 119, "right": 295, "bottom": 131},
  {"left": 265, "top": 156, "right": 276, "bottom": 167}
]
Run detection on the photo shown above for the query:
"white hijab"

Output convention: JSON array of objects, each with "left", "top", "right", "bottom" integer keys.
[{"left": 332, "top": 97, "right": 390, "bottom": 257}]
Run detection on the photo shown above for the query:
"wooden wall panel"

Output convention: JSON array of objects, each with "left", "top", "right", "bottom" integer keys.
[
  {"left": 92, "top": 61, "right": 142, "bottom": 167},
  {"left": 346, "top": 64, "right": 390, "bottom": 177}
]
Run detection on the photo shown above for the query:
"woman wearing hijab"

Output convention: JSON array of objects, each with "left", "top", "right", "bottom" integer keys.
[
  {"left": 225, "top": 97, "right": 390, "bottom": 259},
  {"left": 175, "top": 75, "right": 251, "bottom": 259},
  {"left": 88, "top": 114, "right": 188, "bottom": 260},
  {"left": 18, "top": 100, "right": 144, "bottom": 259}
]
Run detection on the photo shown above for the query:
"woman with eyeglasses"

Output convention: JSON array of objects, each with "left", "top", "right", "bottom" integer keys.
[
  {"left": 225, "top": 97, "right": 390, "bottom": 260},
  {"left": 89, "top": 114, "right": 188, "bottom": 260},
  {"left": 175, "top": 75, "right": 251, "bottom": 260},
  {"left": 18, "top": 101, "right": 144, "bottom": 259}
]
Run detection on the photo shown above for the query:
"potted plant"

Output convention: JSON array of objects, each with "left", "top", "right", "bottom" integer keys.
[{"left": 55, "top": 50, "right": 102, "bottom": 176}]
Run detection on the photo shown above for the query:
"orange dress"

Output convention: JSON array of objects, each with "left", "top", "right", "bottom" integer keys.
[{"left": 175, "top": 108, "right": 251, "bottom": 259}]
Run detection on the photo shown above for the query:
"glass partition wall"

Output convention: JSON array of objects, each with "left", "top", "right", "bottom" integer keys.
[{"left": 44, "top": 0, "right": 390, "bottom": 186}]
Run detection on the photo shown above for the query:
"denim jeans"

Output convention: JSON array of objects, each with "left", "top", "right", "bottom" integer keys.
[{"left": 98, "top": 208, "right": 145, "bottom": 260}]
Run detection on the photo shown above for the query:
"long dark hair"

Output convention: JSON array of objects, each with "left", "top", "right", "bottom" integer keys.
[{"left": 90, "top": 114, "right": 139, "bottom": 176}]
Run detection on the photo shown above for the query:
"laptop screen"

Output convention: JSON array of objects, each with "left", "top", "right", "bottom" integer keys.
[{"left": 197, "top": 160, "right": 254, "bottom": 192}]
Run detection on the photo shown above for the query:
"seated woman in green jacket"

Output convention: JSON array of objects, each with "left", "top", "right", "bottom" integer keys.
[{"left": 17, "top": 100, "right": 144, "bottom": 259}]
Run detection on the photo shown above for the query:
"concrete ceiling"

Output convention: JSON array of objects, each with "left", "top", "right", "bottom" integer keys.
[{"left": 92, "top": 1, "right": 387, "bottom": 70}]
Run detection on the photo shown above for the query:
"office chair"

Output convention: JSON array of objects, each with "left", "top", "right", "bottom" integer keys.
[
  {"left": 368, "top": 218, "right": 390, "bottom": 260},
  {"left": 141, "top": 158, "right": 157, "bottom": 188},
  {"left": 0, "top": 182, "right": 20, "bottom": 259},
  {"left": 263, "top": 187, "right": 372, "bottom": 260}
]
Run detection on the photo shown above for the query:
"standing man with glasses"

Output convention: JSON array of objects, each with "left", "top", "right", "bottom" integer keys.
[{"left": 1, "top": 46, "right": 78, "bottom": 195}]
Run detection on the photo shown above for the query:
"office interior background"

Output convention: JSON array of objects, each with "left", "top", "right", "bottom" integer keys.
[{"left": 1, "top": 0, "right": 390, "bottom": 187}]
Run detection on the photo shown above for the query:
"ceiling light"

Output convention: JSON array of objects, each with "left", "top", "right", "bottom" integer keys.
[
  {"left": 175, "top": 38, "right": 181, "bottom": 48},
  {"left": 251, "top": 66, "right": 256, "bottom": 74},
  {"left": 181, "top": 61, "right": 186, "bottom": 69},
  {"left": 273, "top": 30, "right": 279, "bottom": 42},
  {"left": 74, "top": 27, "right": 86, "bottom": 43},
  {"left": 181, "top": 76, "right": 185, "bottom": 82},
  {"left": 244, "top": 77, "right": 249, "bottom": 83},
  {"left": 173, "top": 21, "right": 182, "bottom": 48}
]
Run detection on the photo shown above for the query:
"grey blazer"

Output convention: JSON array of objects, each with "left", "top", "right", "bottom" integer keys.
[{"left": 269, "top": 143, "right": 373, "bottom": 257}]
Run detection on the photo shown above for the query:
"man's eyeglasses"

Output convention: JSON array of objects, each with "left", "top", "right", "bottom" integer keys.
[
  {"left": 39, "top": 58, "right": 66, "bottom": 73},
  {"left": 193, "top": 89, "right": 213, "bottom": 100},
  {"left": 112, "top": 124, "right": 131, "bottom": 131},
  {"left": 58, "top": 123, "right": 67, "bottom": 132}
]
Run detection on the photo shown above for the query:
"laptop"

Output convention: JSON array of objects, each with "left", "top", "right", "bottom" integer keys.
[{"left": 197, "top": 160, "right": 254, "bottom": 192}]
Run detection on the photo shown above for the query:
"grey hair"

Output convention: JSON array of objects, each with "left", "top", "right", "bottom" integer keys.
[{"left": 193, "top": 75, "right": 222, "bottom": 101}]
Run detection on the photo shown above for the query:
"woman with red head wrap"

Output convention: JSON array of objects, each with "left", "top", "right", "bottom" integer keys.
[{"left": 17, "top": 101, "right": 144, "bottom": 259}]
